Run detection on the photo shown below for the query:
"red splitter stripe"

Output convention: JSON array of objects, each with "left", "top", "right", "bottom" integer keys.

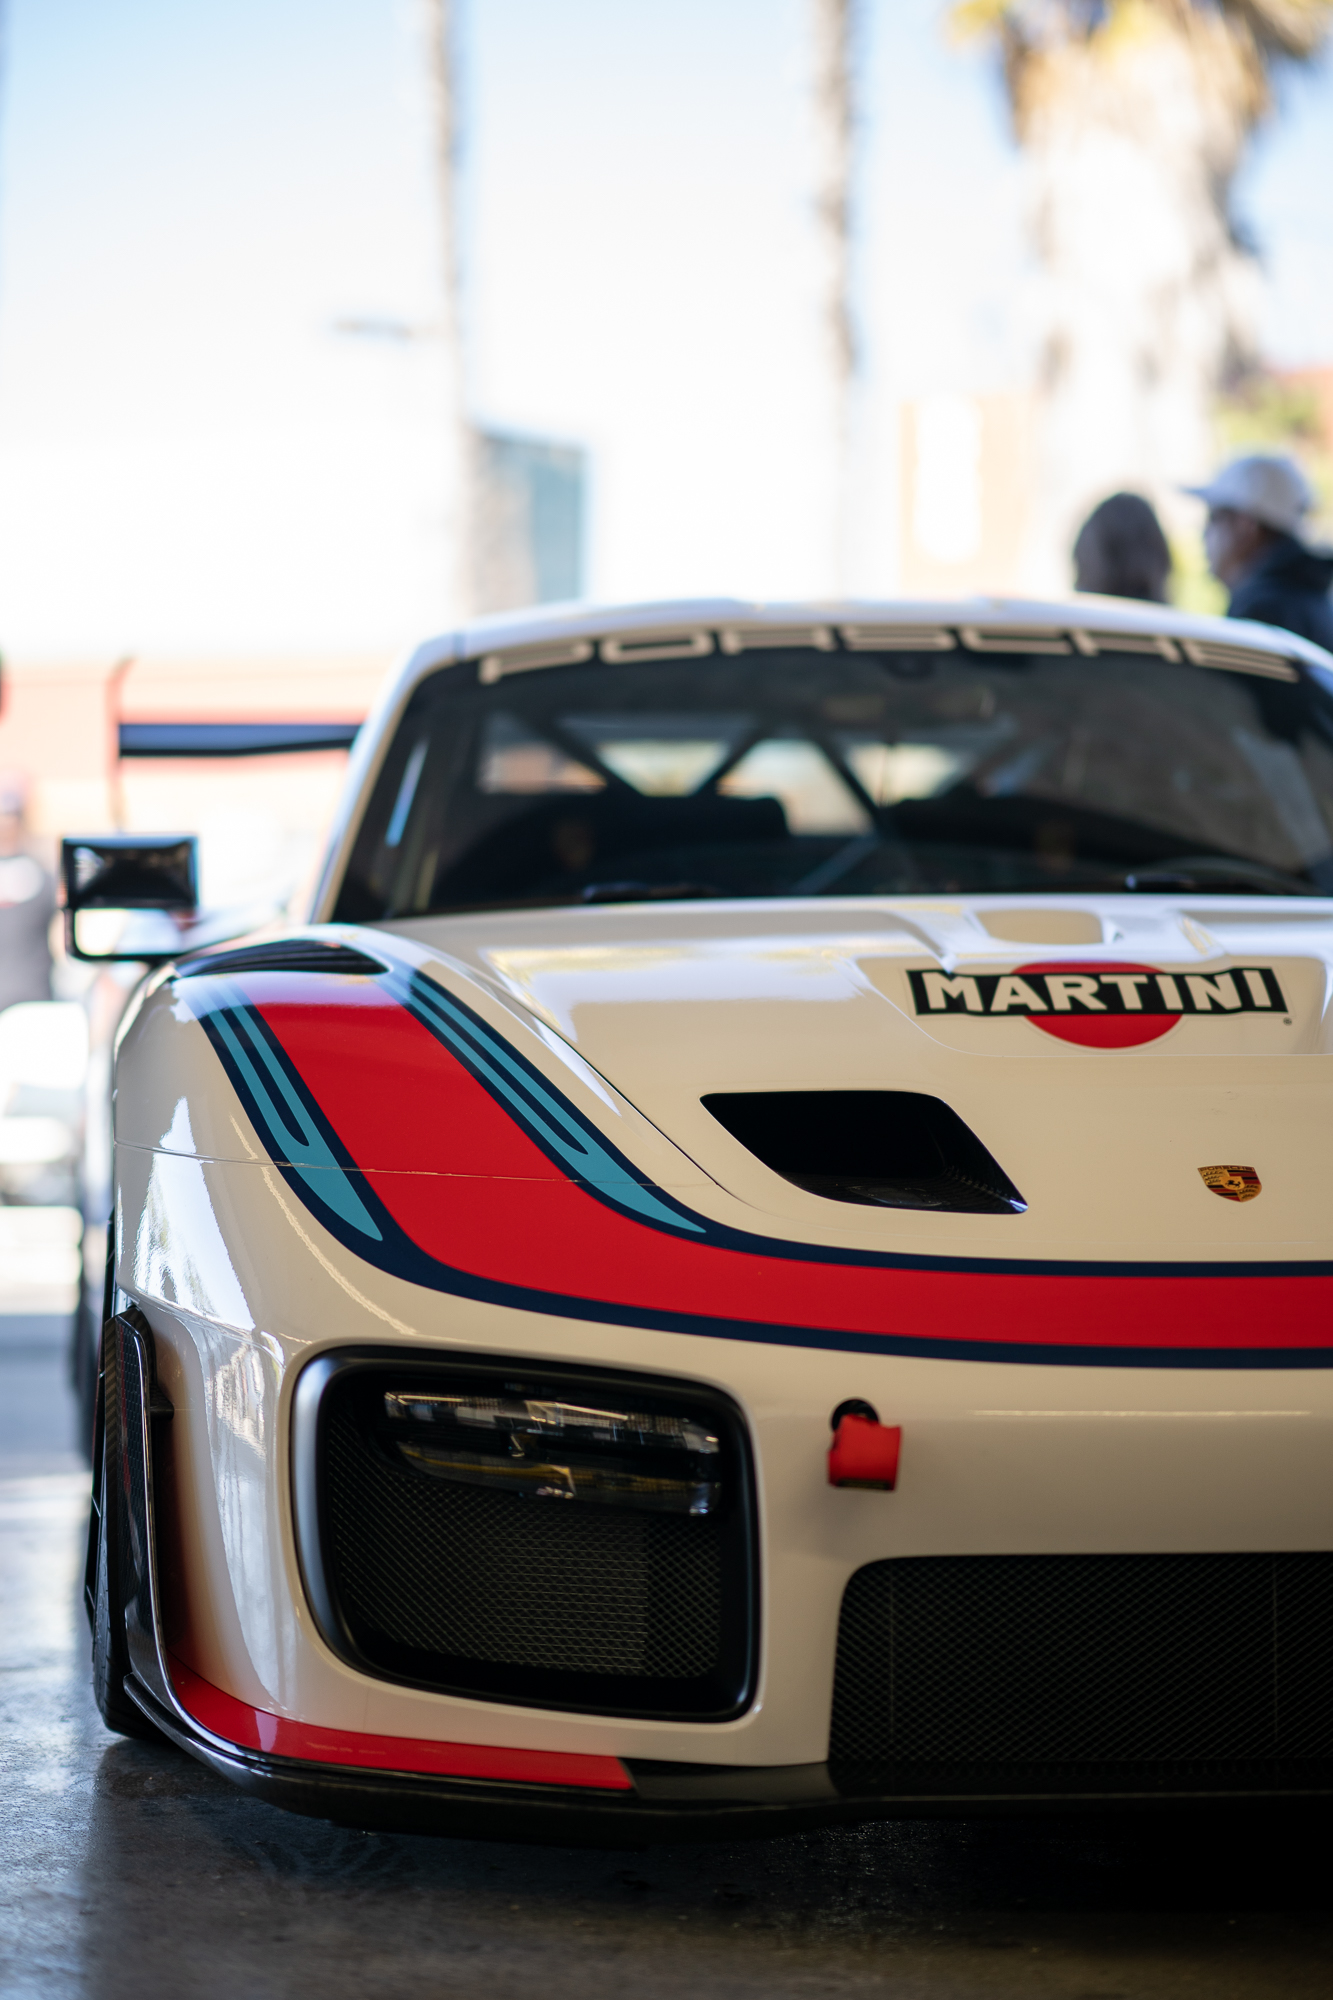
[{"left": 168, "top": 1655, "right": 633, "bottom": 1790}]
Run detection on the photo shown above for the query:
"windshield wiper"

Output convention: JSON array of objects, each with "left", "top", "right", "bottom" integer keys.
[{"left": 1123, "top": 856, "right": 1323, "bottom": 897}]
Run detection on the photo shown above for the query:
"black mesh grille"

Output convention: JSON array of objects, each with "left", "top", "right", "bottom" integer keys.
[
  {"left": 830, "top": 1554, "right": 1333, "bottom": 1765},
  {"left": 312, "top": 1359, "right": 755, "bottom": 1719},
  {"left": 327, "top": 1406, "right": 723, "bottom": 1679}
]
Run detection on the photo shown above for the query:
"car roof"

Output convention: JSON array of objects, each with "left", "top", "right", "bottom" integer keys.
[
  {"left": 401, "top": 591, "right": 1333, "bottom": 689},
  {"left": 306, "top": 594, "right": 1333, "bottom": 922}
]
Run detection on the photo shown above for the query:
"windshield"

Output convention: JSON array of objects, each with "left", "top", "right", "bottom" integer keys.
[{"left": 334, "top": 640, "right": 1333, "bottom": 918}]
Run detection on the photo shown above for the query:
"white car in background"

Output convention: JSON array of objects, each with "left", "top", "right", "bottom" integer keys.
[{"left": 72, "top": 595, "right": 1333, "bottom": 1839}]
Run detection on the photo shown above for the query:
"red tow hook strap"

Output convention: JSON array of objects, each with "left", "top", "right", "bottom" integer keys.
[{"left": 828, "top": 1413, "right": 902, "bottom": 1490}]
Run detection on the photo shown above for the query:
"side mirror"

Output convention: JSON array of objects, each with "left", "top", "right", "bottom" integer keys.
[{"left": 61, "top": 835, "right": 199, "bottom": 963}]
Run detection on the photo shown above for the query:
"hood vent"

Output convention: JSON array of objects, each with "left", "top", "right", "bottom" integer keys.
[
  {"left": 701, "top": 1091, "right": 1027, "bottom": 1216},
  {"left": 176, "top": 940, "right": 387, "bottom": 978}
]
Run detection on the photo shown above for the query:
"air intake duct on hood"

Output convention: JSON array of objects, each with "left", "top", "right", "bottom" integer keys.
[
  {"left": 175, "top": 940, "right": 387, "bottom": 978},
  {"left": 701, "top": 1091, "right": 1026, "bottom": 1215}
]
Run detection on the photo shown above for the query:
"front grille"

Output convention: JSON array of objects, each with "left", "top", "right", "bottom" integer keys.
[
  {"left": 300, "top": 1354, "right": 756, "bottom": 1719},
  {"left": 830, "top": 1554, "right": 1333, "bottom": 1765}
]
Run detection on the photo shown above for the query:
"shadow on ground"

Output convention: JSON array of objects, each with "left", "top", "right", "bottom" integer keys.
[
  {"left": 45, "top": 1722, "right": 1333, "bottom": 1998},
  {"left": 2, "top": 1319, "right": 1331, "bottom": 1999}
]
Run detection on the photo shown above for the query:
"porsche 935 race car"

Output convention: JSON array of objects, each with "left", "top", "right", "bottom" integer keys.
[{"left": 72, "top": 594, "right": 1333, "bottom": 1840}]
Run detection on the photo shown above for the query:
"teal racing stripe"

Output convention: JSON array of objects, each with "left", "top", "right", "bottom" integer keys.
[
  {"left": 400, "top": 972, "right": 705, "bottom": 1235},
  {"left": 206, "top": 1003, "right": 383, "bottom": 1241}
]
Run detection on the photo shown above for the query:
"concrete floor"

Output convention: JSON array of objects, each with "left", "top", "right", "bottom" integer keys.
[{"left": 3, "top": 1316, "right": 1333, "bottom": 1999}]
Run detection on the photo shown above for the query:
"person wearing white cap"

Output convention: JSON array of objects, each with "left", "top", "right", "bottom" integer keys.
[{"left": 1185, "top": 453, "right": 1333, "bottom": 653}]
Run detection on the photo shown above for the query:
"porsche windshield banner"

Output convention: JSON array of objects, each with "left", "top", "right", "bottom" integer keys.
[{"left": 908, "top": 962, "right": 1289, "bottom": 1048}]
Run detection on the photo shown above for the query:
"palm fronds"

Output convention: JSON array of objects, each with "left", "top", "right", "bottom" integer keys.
[{"left": 953, "top": 0, "right": 1330, "bottom": 137}]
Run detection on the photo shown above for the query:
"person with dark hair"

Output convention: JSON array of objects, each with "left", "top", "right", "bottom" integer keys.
[
  {"left": 1186, "top": 454, "right": 1333, "bottom": 653},
  {"left": 1072, "top": 491, "right": 1172, "bottom": 602}
]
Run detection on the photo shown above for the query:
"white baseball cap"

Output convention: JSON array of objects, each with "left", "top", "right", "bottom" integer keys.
[{"left": 1184, "top": 453, "right": 1314, "bottom": 538}]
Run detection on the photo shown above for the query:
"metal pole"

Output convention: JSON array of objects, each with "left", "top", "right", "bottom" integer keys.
[
  {"left": 419, "top": 0, "right": 472, "bottom": 620},
  {"left": 105, "top": 656, "right": 135, "bottom": 830},
  {"left": 810, "top": 0, "right": 859, "bottom": 595}
]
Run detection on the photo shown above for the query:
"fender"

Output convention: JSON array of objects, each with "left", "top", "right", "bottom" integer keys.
[{"left": 178, "top": 963, "right": 1333, "bottom": 1369}]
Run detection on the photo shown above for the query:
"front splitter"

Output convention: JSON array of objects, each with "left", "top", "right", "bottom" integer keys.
[{"left": 125, "top": 1677, "right": 1333, "bottom": 1845}]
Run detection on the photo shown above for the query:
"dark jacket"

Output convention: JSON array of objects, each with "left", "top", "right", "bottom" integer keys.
[
  {"left": 0, "top": 852, "right": 55, "bottom": 1012},
  {"left": 1228, "top": 533, "right": 1333, "bottom": 655}
]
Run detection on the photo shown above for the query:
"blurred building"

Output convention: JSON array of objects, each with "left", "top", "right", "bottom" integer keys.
[
  {"left": 1276, "top": 367, "right": 1333, "bottom": 537},
  {"left": 0, "top": 430, "right": 587, "bottom": 916},
  {"left": 898, "top": 366, "right": 1333, "bottom": 601},
  {"left": 1281, "top": 366, "right": 1333, "bottom": 448},
  {"left": 897, "top": 392, "right": 1037, "bottom": 599},
  {"left": 0, "top": 653, "right": 390, "bottom": 914},
  {"left": 472, "top": 429, "right": 587, "bottom": 614}
]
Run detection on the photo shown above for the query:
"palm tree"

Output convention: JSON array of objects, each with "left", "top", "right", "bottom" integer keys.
[{"left": 954, "top": 0, "right": 1333, "bottom": 589}]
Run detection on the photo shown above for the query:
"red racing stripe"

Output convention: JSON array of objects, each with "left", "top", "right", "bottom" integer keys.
[{"left": 253, "top": 995, "right": 1333, "bottom": 1355}]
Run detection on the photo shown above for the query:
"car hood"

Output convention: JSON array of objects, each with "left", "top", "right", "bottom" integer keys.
[
  {"left": 390, "top": 894, "right": 1333, "bottom": 1264},
  {"left": 111, "top": 894, "right": 1333, "bottom": 1370}
]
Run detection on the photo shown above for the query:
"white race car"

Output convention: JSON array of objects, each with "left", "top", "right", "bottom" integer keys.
[{"left": 72, "top": 596, "right": 1333, "bottom": 1839}]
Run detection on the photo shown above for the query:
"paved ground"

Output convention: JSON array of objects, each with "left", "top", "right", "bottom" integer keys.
[{"left": 3, "top": 1313, "right": 1333, "bottom": 1999}]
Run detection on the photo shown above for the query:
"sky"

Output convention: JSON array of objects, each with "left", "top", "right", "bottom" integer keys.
[{"left": 0, "top": 0, "right": 1329, "bottom": 659}]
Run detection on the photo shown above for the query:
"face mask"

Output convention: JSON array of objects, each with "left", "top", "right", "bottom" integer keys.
[{"left": 1203, "top": 517, "right": 1230, "bottom": 576}]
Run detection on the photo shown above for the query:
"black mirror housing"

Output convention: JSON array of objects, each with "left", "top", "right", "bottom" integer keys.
[{"left": 61, "top": 834, "right": 199, "bottom": 962}]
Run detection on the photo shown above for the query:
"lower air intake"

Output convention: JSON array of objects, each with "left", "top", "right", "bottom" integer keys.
[
  {"left": 295, "top": 1353, "right": 756, "bottom": 1720},
  {"left": 829, "top": 1553, "right": 1333, "bottom": 1766}
]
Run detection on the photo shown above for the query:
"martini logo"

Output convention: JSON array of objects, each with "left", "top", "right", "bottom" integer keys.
[
  {"left": 1199, "top": 1164, "right": 1262, "bottom": 1202},
  {"left": 907, "top": 963, "right": 1288, "bottom": 1048}
]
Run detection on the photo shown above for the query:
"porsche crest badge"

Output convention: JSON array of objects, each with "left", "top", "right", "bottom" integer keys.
[{"left": 1198, "top": 1165, "right": 1261, "bottom": 1202}]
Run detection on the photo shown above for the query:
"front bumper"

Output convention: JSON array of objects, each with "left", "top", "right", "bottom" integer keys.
[
  {"left": 108, "top": 1310, "right": 1333, "bottom": 1839},
  {"left": 124, "top": 1667, "right": 1333, "bottom": 1841}
]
